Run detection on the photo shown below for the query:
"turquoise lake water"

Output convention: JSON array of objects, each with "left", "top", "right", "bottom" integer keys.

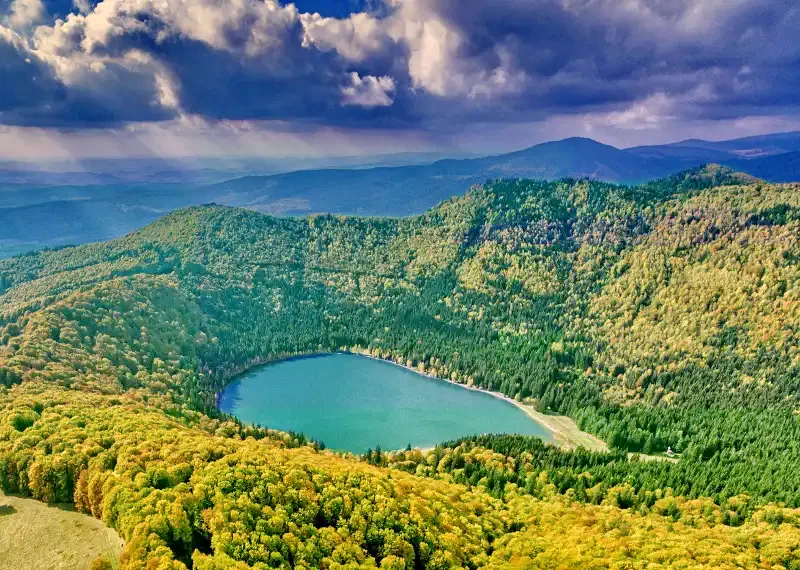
[{"left": 218, "top": 353, "right": 553, "bottom": 453}]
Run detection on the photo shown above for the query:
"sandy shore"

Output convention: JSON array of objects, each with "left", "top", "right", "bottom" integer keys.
[{"left": 356, "top": 352, "right": 608, "bottom": 452}]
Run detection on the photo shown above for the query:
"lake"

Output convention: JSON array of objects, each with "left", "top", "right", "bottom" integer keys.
[{"left": 218, "top": 353, "right": 553, "bottom": 453}]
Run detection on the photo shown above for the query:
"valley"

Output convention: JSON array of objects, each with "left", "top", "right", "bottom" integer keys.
[
  {"left": 4, "top": 132, "right": 800, "bottom": 258},
  {"left": 218, "top": 353, "right": 553, "bottom": 453},
  {"left": 3, "top": 0, "right": 799, "bottom": 566},
  {"left": 2, "top": 166, "right": 800, "bottom": 567}
]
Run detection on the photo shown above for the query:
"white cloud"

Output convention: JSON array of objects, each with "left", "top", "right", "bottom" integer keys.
[
  {"left": 36, "top": 0, "right": 301, "bottom": 56},
  {"left": 124, "top": 49, "right": 182, "bottom": 111},
  {"left": 0, "top": 0, "right": 798, "bottom": 142},
  {"left": 341, "top": 72, "right": 395, "bottom": 107},
  {"left": 301, "top": 11, "right": 387, "bottom": 62},
  {"left": 73, "top": 0, "right": 91, "bottom": 15},
  {"left": 603, "top": 93, "right": 677, "bottom": 130},
  {"left": 386, "top": 0, "right": 528, "bottom": 98},
  {"left": 4, "top": 0, "right": 46, "bottom": 30}
]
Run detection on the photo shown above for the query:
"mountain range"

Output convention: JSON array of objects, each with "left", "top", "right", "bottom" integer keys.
[
  {"left": 3, "top": 168, "right": 800, "bottom": 568},
  {"left": 2, "top": 131, "right": 800, "bottom": 256}
]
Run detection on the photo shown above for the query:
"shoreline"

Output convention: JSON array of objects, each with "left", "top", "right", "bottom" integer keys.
[
  {"left": 356, "top": 352, "right": 606, "bottom": 451},
  {"left": 357, "top": 353, "right": 561, "bottom": 434},
  {"left": 218, "top": 350, "right": 608, "bottom": 452}
]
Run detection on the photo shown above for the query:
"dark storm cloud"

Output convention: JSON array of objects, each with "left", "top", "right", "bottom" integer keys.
[
  {"left": 391, "top": 0, "right": 800, "bottom": 122},
  {"left": 0, "top": 0, "right": 798, "bottom": 129},
  {"left": 0, "top": 28, "right": 64, "bottom": 113},
  {"left": 3, "top": 58, "right": 179, "bottom": 127}
]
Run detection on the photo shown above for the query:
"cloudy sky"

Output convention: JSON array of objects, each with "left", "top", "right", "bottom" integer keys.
[{"left": 1, "top": 0, "right": 799, "bottom": 160}]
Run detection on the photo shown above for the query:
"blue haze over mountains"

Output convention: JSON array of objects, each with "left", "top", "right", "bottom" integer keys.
[{"left": 2, "top": 131, "right": 800, "bottom": 257}]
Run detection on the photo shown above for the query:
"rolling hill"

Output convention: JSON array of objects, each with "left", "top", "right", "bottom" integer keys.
[
  {"left": 725, "top": 150, "right": 800, "bottom": 181},
  {"left": 211, "top": 137, "right": 685, "bottom": 217},
  {"left": 211, "top": 132, "right": 800, "bottom": 216},
  {"left": 0, "top": 137, "right": 688, "bottom": 256},
  {"left": 3, "top": 133, "right": 800, "bottom": 256},
  {"left": 2, "top": 167, "right": 800, "bottom": 568},
  {"left": 628, "top": 131, "right": 800, "bottom": 158},
  {"left": 672, "top": 131, "right": 800, "bottom": 156}
]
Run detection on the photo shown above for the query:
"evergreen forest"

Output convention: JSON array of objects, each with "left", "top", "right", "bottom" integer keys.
[{"left": 2, "top": 166, "right": 800, "bottom": 568}]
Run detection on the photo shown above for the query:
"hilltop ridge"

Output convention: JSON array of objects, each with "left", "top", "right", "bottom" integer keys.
[
  {"left": 4, "top": 133, "right": 800, "bottom": 257},
  {"left": 2, "top": 169, "right": 800, "bottom": 567}
]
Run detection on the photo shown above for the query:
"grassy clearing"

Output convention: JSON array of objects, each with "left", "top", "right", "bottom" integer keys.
[
  {"left": 514, "top": 402, "right": 609, "bottom": 452},
  {"left": 0, "top": 493, "right": 122, "bottom": 570},
  {"left": 627, "top": 451, "right": 680, "bottom": 463}
]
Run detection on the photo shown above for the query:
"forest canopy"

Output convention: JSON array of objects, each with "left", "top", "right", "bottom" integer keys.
[{"left": 2, "top": 166, "right": 800, "bottom": 568}]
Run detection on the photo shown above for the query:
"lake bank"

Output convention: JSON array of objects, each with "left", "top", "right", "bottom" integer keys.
[
  {"left": 218, "top": 352, "right": 556, "bottom": 453},
  {"left": 218, "top": 349, "right": 608, "bottom": 453},
  {"left": 354, "top": 351, "right": 607, "bottom": 452}
]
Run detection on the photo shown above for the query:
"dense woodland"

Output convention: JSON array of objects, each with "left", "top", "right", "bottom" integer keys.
[{"left": 2, "top": 166, "right": 800, "bottom": 568}]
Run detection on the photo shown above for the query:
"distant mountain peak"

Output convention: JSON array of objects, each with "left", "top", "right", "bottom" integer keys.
[
  {"left": 540, "top": 136, "right": 618, "bottom": 148},
  {"left": 671, "top": 138, "right": 711, "bottom": 147},
  {"left": 507, "top": 137, "right": 629, "bottom": 162}
]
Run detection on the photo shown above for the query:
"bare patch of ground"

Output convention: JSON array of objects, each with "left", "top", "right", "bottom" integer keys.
[{"left": 0, "top": 493, "right": 122, "bottom": 570}]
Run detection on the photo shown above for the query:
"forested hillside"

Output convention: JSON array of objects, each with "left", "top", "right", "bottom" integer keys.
[
  {"left": 5, "top": 134, "right": 800, "bottom": 257},
  {"left": 2, "top": 166, "right": 800, "bottom": 568}
]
